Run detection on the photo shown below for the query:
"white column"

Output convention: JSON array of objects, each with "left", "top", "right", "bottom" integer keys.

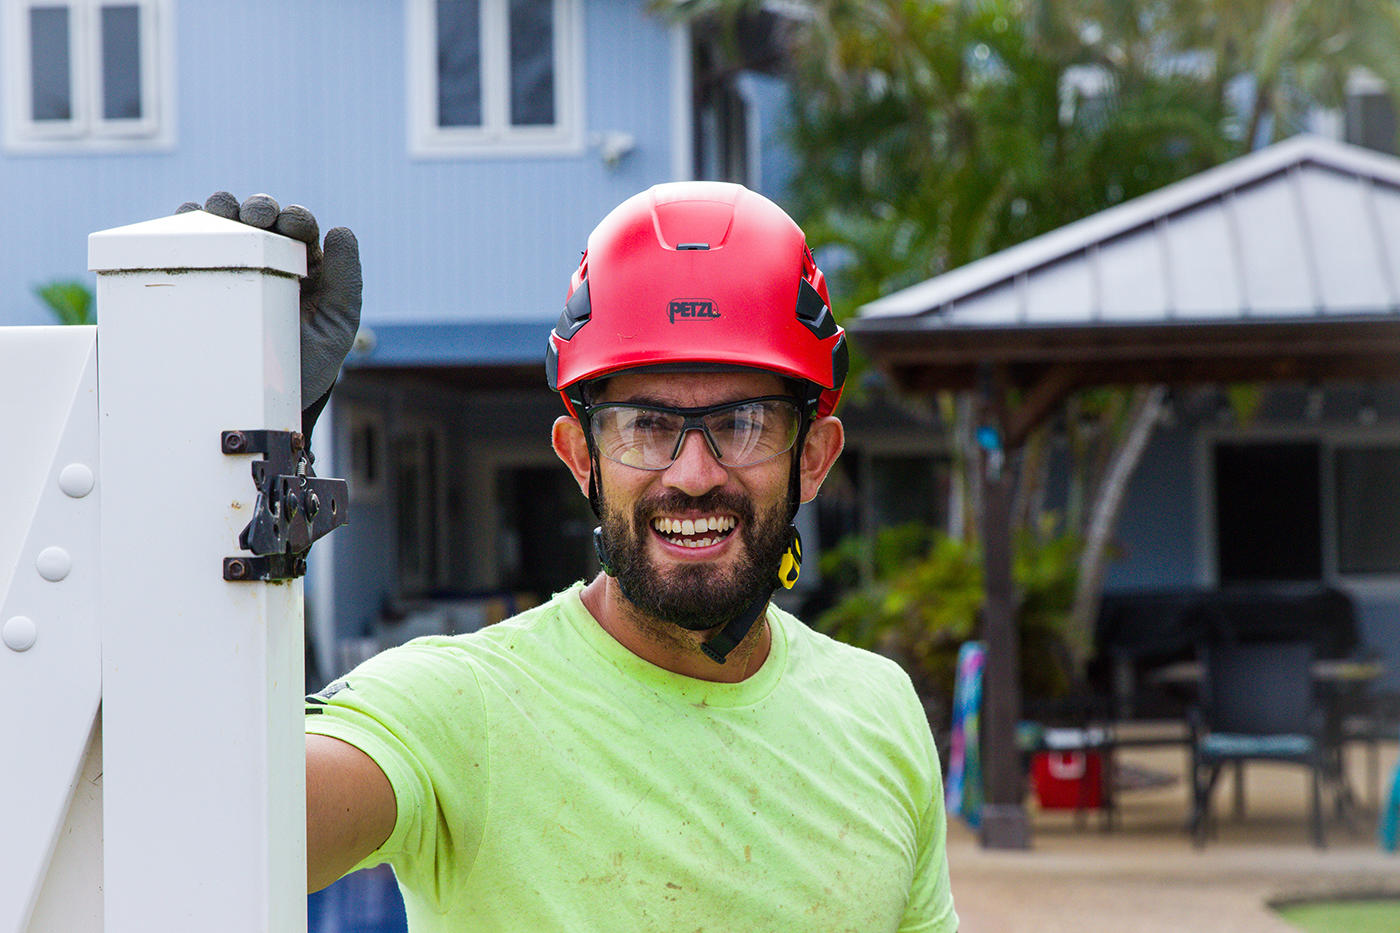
[{"left": 90, "top": 211, "right": 308, "bottom": 933}]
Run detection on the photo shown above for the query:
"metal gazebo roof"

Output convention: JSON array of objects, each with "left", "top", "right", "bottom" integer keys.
[
  {"left": 849, "top": 135, "right": 1400, "bottom": 394},
  {"left": 844, "top": 134, "right": 1400, "bottom": 850}
]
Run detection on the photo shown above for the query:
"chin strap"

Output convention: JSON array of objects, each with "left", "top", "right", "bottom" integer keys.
[
  {"left": 593, "top": 524, "right": 803, "bottom": 666},
  {"left": 699, "top": 526, "right": 802, "bottom": 664}
]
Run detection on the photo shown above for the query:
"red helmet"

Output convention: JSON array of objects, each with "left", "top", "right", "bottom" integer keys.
[{"left": 546, "top": 182, "right": 847, "bottom": 419}]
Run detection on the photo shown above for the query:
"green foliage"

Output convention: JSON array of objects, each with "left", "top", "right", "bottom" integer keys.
[
  {"left": 780, "top": 0, "right": 1234, "bottom": 307},
  {"left": 35, "top": 279, "right": 95, "bottom": 326},
  {"left": 669, "top": 0, "right": 1400, "bottom": 307},
  {"left": 817, "top": 521, "right": 1079, "bottom": 722},
  {"left": 1224, "top": 383, "right": 1264, "bottom": 425}
]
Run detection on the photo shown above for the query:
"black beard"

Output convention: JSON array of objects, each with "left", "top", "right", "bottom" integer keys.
[{"left": 600, "top": 487, "right": 791, "bottom": 632}]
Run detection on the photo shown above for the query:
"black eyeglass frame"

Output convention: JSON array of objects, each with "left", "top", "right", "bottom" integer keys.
[{"left": 583, "top": 394, "right": 807, "bottom": 470}]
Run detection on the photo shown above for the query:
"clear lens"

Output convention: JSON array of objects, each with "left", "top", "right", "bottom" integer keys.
[{"left": 589, "top": 397, "right": 801, "bottom": 470}]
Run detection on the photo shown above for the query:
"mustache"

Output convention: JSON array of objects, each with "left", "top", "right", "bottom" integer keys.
[{"left": 636, "top": 490, "right": 754, "bottom": 524}]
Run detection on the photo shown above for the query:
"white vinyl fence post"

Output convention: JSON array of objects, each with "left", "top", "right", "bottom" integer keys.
[{"left": 90, "top": 211, "right": 308, "bottom": 932}]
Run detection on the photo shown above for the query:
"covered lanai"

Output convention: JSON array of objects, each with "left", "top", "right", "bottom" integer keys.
[{"left": 846, "top": 134, "right": 1400, "bottom": 848}]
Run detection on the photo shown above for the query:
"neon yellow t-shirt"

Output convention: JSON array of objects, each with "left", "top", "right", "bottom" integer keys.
[{"left": 306, "top": 583, "right": 958, "bottom": 932}]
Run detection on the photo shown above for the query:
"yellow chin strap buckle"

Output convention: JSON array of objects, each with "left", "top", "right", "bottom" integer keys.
[{"left": 777, "top": 527, "right": 802, "bottom": 590}]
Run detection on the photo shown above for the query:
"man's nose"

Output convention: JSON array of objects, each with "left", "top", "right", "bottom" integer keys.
[{"left": 662, "top": 428, "right": 728, "bottom": 495}]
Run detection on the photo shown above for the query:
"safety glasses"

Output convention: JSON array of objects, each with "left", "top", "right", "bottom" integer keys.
[{"left": 586, "top": 396, "right": 803, "bottom": 470}]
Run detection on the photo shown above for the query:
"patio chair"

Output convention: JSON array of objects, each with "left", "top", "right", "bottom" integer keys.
[{"left": 1188, "top": 640, "right": 1336, "bottom": 848}]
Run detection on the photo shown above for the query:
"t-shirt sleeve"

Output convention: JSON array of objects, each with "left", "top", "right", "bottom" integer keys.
[
  {"left": 304, "top": 639, "right": 489, "bottom": 899},
  {"left": 897, "top": 685, "right": 959, "bottom": 932}
]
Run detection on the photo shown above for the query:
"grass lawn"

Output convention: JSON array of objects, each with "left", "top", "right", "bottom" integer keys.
[{"left": 1275, "top": 899, "right": 1400, "bottom": 933}]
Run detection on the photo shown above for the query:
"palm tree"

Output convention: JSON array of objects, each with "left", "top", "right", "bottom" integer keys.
[
  {"left": 1161, "top": 0, "right": 1400, "bottom": 147},
  {"left": 780, "top": 0, "right": 1231, "bottom": 301}
]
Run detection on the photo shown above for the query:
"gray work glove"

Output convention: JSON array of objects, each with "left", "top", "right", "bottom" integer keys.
[{"left": 177, "top": 192, "right": 361, "bottom": 443}]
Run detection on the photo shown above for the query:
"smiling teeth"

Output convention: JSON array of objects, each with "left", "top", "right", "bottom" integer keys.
[{"left": 652, "top": 515, "right": 736, "bottom": 536}]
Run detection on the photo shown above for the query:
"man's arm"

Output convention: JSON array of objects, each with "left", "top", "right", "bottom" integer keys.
[{"left": 306, "top": 733, "right": 397, "bottom": 893}]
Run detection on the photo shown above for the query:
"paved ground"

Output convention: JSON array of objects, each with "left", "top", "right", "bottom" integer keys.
[{"left": 947, "top": 738, "right": 1400, "bottom": 932}]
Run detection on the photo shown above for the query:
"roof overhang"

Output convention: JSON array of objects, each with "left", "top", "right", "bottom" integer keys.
[
  {"left": 848, "top": 135, "right": 1400, "bottom": 394},
  {"left": 856, "top": 317, "right": 1400, "bottom": 393},
  {"left": 341, "top": 320, "right": 548, "bottom": 391}
]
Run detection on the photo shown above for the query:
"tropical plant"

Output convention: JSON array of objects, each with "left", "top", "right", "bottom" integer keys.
[
  {"left": 1160, "top": 0, "right": 1400, "bottom": 147},
  {"left": 817, "top": 520, "right": 1079, "bottom": 726},
  {"left": 35, "top": 279, "right": 95, "bottom": 326},
  {"left": 750, "top": 0, "right": 1226, "bottom": 299}
]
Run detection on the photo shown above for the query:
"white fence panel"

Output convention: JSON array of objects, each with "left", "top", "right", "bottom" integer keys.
[
  {"left": 0, "top": 326, "right": 101, "bottom": 932},
  {"left": 2, "top": 210, "right": 312, "bottom": 932}
]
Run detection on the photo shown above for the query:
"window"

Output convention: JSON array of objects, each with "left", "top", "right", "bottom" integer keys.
[
  {"left": 3, "top": 0, "right": 171, "bottom": 152},
  {"left": 692, "top": 32, "right": 751, "bottom": 185},
  {"left": 1335, "top": 445, "right": 1400, "bottom": 574},
  {"left": 344, "top": 405, "right": 386, "bottom": 504},
  {"left": 494, "top": 465, "right": 596, "bottom": 599},
  {"left": 1211, "top": 438, "right": 1400, "bottom": 581},
  {"left": 1213, "top": 442, "right": 1323, "bottom": 584},
  {"left": 394, "top": 425, "right": 448, "bottom": 595},
  {"left": 407, "top": 0, "right": 581, "bottom": 157},
  {"left": 1345, "top": 68, "right": 1398, "bottom": 156}
]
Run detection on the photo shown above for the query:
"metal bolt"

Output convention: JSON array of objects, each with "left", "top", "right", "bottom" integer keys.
[
  {"left": 226, "top": 558, "right": 248, "bottom": 580},
  {"left": 223, "top": 431, "right": 246, "bottom": 453},
  {"left": 291, "top": 432, "right": 305, "bottom": 452}
]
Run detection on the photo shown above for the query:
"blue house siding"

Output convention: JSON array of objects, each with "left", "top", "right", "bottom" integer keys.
[
  {"left": 2, "top": 0, "right": 685, "bottom": 338},
  {"left": 1103, "top": 426, "right": 1206, "bottom": 591}
]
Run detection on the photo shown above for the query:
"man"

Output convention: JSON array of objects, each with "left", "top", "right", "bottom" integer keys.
[{"left": 292, "top": 182, "right": 957, "bottom": 930}]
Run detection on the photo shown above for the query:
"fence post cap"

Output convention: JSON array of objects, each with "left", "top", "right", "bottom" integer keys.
[{"left": 87, "top": 210, "right": 307, "bottom": 277}]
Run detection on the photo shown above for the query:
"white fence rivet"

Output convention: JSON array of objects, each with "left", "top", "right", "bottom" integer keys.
[
  {"left": 58, "top": 463, "right": 95, "bottom": 498},
  {"left": 36, "top": 547, "right": 72, "bottom": 582},
  {"left": 2, "top": 616, "right": 37, "bottom": 652}
]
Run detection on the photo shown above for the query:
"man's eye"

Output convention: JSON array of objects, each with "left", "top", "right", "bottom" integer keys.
[
  {"left": 631, "top": 414, "right": 670, "bottom": 431},
  {"left": 719, "top": 408, "right": 765, "bottom": 432}
]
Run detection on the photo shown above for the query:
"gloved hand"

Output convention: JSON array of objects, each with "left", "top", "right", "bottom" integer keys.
[{"left": 177, "top": 192, "right": 361, "bottom": 442}]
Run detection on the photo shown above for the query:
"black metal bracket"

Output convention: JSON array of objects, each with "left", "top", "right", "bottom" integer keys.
[{"left": 221, "top": 429, "right": 349, "bottom": 582}]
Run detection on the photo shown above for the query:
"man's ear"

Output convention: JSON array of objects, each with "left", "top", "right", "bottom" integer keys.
[
  {"left": 553, "top": 416, "right": 593, "bottom": 498},
  {"left": 798, "top": 416, "right": 844, "bottom": 503}
]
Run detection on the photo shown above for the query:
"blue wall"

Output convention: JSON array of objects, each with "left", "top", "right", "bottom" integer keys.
[
  {"left": 2, "top": 0, "right": 683, "bottom": 339},
  {"left": 1103, "top": 425, "right": 1203, "bottom": 590}
]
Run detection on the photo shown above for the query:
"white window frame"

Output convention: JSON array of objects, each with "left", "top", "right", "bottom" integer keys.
[
  {"left": 3, "top": 0, "right": 172, "bottom": 153},
  {"left": 406, "top": 0, "right": 584, "bottom": 158}
]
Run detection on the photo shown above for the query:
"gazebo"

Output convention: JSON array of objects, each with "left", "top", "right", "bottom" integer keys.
[{"left": 846, "top": 134, "right": 1400, "bottom": 848}]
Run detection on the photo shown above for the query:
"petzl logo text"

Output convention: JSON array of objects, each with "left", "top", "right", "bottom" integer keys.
[{"left": 668, "top": 299, "right": 721, "bottom": 323}]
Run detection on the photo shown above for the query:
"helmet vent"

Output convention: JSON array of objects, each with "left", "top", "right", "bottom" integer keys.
[
  {"left": 795, "top": 277, "right": 838, "bottom": 339},
  {"left": 554, "top": 279, "right": 592, "bottom": 340},
  {"left": 676, "top": 242, "right": 711, "bottom": 250}
]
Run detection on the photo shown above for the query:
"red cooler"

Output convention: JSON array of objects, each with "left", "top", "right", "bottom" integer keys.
[{"left": 1032, "top": 750, "right": 1105, "bottom": 810}]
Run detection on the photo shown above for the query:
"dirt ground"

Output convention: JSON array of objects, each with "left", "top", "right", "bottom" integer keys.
[{"left": 946, "top": 736, "right": 1400, "bottom": 932}]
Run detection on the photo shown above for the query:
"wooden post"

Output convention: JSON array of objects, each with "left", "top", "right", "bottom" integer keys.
[
  {"left": 90, "top": 210, "right": 308, "bottom": 931},
  {"left": 976, "top": 367, "right": 1031, "bottom": 849}
]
